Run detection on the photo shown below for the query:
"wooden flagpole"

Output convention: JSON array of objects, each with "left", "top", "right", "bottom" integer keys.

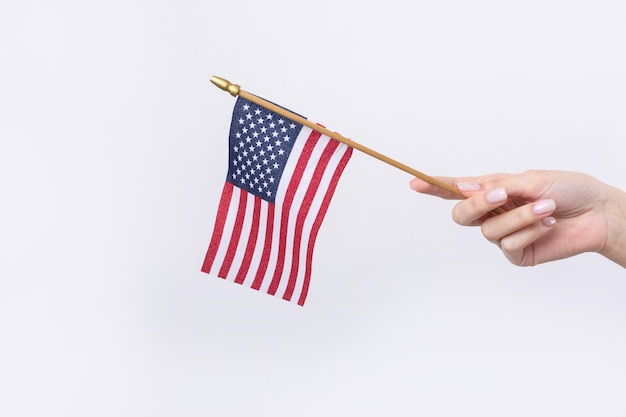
[{"left": 210, "top": 75, "right": 505, "bottom": 214}]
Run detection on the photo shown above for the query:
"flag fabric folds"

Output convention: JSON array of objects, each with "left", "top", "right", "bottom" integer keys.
[{"left": 202, "top": 96, "right": 352, "bottom": 305}]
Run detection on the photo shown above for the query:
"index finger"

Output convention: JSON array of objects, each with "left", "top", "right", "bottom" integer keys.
[{"left": 409, "top": 173, "right": 510, "bottom": 200}]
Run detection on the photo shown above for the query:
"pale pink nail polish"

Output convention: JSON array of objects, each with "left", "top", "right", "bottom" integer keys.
[
  {"left": 486, "top": 188, "right": 507, "bottom": 204},
  {"left": 456, "top": 182, "right": 481, "bottom": 191},
  {"left": 533, "top": 199, "right": 556, "bottom": 215},
  {"left": 543, "top": 217, "right": 557, "bottom": 227}
]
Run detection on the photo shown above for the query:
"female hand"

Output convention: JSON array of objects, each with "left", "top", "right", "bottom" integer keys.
[{"left": 409, "top": 170, "right": 626, "bottom": 267}]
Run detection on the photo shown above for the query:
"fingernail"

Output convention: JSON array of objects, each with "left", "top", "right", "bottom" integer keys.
[
  {"left": 456, "top": 181, "right": 481, "bottom": 191},
  {"left": 532, "top": 199, "right": 556, "bottom": 215},
  {"left": 542, "top": 217, "right": 556, "bottom": 227},
  {"left": 486, "top": 188, "right": 507, "bottom": 204}
]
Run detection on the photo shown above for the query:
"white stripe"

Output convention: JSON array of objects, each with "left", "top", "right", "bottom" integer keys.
[
  {"left": 239, "top": 200, "right": 268, "bottom": 287},
  {"left": 274, "top": 133, "right": 328, "bottom": 300},
  {"left": 290, "top": 140, "right": 350, "bottom": 302}
]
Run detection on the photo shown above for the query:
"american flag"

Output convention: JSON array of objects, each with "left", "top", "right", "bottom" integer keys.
[{"left": 202, "top": 96, "right": 352, "bottom": 305}]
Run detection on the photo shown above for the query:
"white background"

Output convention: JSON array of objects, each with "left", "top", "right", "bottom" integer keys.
[{"left": 2, "top": 0, "right": 625, "bottom": 416}]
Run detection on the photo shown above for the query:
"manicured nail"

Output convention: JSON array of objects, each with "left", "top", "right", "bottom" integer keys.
[
  {"left": 532, "top": 199, "right": 556, "bottom": 215},
  {"left": 456, "top": 181, "right": 481, "bottom": 191},
  {"left": 486, "top": 188, "right": 507, "bottom": 204},
  {"left": 542, "top": 217, "right": 556, "bottom": 227}
]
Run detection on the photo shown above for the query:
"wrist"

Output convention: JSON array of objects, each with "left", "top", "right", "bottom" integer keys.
[{"left": 599, "top": 184, "right": 626, "bottom": 268}]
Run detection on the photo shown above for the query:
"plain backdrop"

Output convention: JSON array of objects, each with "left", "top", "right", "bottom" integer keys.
[{"left": 1, "top": 1, "right": 625, "bottom": 416}]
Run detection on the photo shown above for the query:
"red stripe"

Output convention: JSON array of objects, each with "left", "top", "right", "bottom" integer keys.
[
  {"left": 251, "top": 204, "right": 275, "bottom": 290},
  {"left": 201, "top": 182, "right": 234, "bottom": 274},
  {"left": 234, "top": 196, "right": 261, "bottom": 285},
  {"left": 267, "top": 130, "right": 321, "bottom": 295},
  {"left": 217, "top": 187, "right": 248, "bottom": 278},
  {"left": 282, "top": 139, "right": 339, "bottom": 301},
  {"left": 297, "top": 146, "right": 352, "bottom": 306}
]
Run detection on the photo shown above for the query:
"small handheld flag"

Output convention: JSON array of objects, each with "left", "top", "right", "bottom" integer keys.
[
  {"left": 203, "top": 76, "right": 504, "bottom": 305},
  {"left": 202, "top": 93, "right": 352, "bottom": 305}
]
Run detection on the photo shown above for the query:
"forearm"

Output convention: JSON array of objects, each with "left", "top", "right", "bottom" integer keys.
[{"left": 600, "top": 184, "right": 626, "bottom": 268}]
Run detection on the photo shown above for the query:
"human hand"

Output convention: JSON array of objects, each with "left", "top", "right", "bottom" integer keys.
[{"left": 410, "top": 170, "right": 626, "bottom": 267}]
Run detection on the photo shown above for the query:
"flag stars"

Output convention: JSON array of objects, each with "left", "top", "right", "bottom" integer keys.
[{"left": 228, "top": 100, "right": 307, "bottom": 200}]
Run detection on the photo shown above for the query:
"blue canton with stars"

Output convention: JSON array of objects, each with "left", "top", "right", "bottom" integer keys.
[{"left": 227, "top": 97, "right": 305, "bottom": 204}]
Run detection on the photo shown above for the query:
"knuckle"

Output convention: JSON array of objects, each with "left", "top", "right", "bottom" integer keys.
[
  {"left": 480, "top": 222, "right": 499, "bottom": 242},
  {"left": 500, "top": 237, "right": 522, "bottom": 254},
  {"left": 470, "top": 195, "right": 485, "bottom": 213},
  {"left": 451, "top": 203, "right": 468, "bottom": 225},
  {"left": 513, "top": 207, "right": 534, "bottom": 224},
  {"left": 451, "top": 208, "right": 463, "bottom": 225},
  {"left": 521, "top": 169, "right": 544, "bottom": 185},
  {"left": 504, "top": 251, "right": 524, "bottom": 267}
]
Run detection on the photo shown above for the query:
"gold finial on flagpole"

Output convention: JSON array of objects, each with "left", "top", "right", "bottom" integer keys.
[{"left": 210, "top": 76, "right": 240, "bottom": 97}]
